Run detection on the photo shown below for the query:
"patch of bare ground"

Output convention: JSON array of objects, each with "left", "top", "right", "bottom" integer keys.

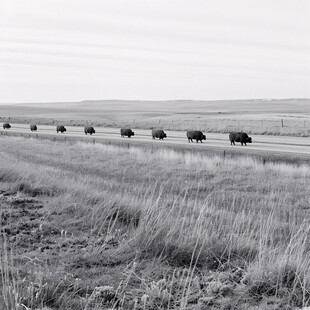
[
  {"left": 0, "top": 136, "right": 310, "bottom": 309},
  {"left": 1, "top": 190, "right": 44, "bottom": 252}
]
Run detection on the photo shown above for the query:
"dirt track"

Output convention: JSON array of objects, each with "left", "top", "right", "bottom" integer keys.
[{"left": 2, "top": 123, "right": 310, "bottom": 163}]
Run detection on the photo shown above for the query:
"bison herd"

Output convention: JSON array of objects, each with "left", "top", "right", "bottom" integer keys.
[{"left": 1, "top": 123, "right": 253, "bottom": 146}]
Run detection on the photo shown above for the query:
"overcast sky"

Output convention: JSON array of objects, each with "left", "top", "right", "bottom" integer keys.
[{"left": 0, "top": 0, "right": 309, "bottom": 103}]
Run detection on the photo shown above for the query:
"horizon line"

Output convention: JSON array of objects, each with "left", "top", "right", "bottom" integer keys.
[{"left": 1, "top": 97, "right": 309, "bottom": 105}]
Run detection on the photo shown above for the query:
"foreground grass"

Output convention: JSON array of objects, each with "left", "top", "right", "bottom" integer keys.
[{"left": 0, "top": 136, "right": 310, "bottom": 309}]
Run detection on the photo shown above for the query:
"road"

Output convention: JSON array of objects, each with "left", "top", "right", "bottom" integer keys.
[{"left": 2, "top": 123, "right": 310, "bottom": 160}]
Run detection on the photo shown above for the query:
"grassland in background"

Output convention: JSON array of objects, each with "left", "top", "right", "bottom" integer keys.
[
  {"left": 1, "top": 98, "right": 310, "bottom": 136},
  {"left": 0, "top": 136, "right": 310, "bottom": 309}
]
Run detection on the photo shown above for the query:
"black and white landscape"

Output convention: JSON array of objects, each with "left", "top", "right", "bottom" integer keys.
[{"left": 1, "top": 1, "right": 309, "bottom": 309}]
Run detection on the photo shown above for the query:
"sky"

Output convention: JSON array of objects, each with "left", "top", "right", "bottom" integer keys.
[{"left": 0, "top": 0, "right": 309, "bottom": 103}]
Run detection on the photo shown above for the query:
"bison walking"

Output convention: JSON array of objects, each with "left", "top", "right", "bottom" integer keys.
[
  {"left": 30, "top": 124, "right": 37, "bottom": 131},
  {"left": 56, "top": 125, "right": 66, "bottom": 133},
  {"left": 121, "top": 128, "right": 134, "bottom": 138},
  {"left": 187, "top": 131, "right": 206, "bottom": 143},
  {"left": 84, "top": 126, "right": 95, "bottom": 135},
  {"left": 152, "top": 129, "right": 167, "bottom": 140},
  {"left": 3, "top": 123, "right": 11, "bottom": 129},
  {"left": 229, "top": 132, "right": 252, "bottom": 146}
]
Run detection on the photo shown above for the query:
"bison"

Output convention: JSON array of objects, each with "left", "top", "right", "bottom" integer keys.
[
  {"left": 152, "top": 129, "right": 167, "bottom": 140},
  {"left": 121, "top": 128, "right": 134, "bottom": 138},
  {"left": 56, "top": 125, "right": 66, "bottom": 133},
  {"left": 229, "top": 132, "right": 252, "bottom": 146},
  {"left": 84, "top": 126, "right": 95, "bottom": 135},
  {"left": 187, "top": 131, "right": 206, "bottom": 143},
  {"left": 30, "top": 124, "right": 37, "bottom": 131},
  {"left": 3, "top": 123, "right": 11, "bottom": 129}
]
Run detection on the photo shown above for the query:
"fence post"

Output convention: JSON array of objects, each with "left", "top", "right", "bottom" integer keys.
[{"left": 281, "top": 119, "right": 284, "bottom": 128}]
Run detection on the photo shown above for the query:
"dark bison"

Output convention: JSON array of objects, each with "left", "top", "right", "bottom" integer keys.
[
  {"left": 30, "top": 124, "right": 37, "bottom": 131},
  {"left": 229, "top": 132, "right": 252, "bottom": 146},
  {"left": 152, "top": 129, "right": 167, "bottom": 140},
  {"left": 56, "top": 125, "right": 66, "bottom": 133},
  {"left": 3, "top": 123, "right": 11, "bottom": 129},
  {"left": 187, "top": 131, "right": 206, "bottom": 143},
  {"left": 84, "top": 126, "right": 95, "bottom": 135},
  {"left": 121, "top": 128, "right": 134, "bottom": 138}
]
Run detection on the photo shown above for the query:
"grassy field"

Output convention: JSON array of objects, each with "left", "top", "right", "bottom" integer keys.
[
  {"left": 1, "top": 98, "right": 310, "bottom": 136},
  {"left": 1, "top": 136, "right": 310, "bottom": 309}
]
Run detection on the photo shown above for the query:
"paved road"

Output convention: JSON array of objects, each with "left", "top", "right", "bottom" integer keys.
[{"left": 2, "top": 123, "right": 310, "bottom": 159}]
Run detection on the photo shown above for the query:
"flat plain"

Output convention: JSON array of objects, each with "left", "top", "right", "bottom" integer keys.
[
  {"left": 1, "top": 98, "right": 310, "bottom": 136},
  {"left": 1, "top": 99, "right": 310, "bottom": 309}
]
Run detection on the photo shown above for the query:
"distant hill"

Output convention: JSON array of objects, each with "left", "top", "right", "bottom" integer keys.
[{"left": 8, "top": 98, "right": 310, "bottom": 116}]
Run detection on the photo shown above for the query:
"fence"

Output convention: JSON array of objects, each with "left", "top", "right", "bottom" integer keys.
[
  {"left": 1, "top": 128, "right": 309, "bottom": 167},
  {"left": 108, "top": 118, "right": 310, "bottom": 136},
  {"left": 1, "top": 117, "right": 310, "bottom": 136}
]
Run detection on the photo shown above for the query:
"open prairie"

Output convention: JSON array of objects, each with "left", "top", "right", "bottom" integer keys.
[
  {"left": 1, "top": 98, "right": 310, "bottom": 136},
  {"left": 1, "top": 135, "right": 310, "bottom": 309},
  {"left": 2, "top": 0, "right": 309, "bottom": 309},
  {"left": 1, "top": 98, "right": 310, "bottom": 310}
]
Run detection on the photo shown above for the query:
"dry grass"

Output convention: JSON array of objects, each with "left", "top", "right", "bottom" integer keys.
[
  {"left": 1, "top": 98, "right": 310, "bottom": 136},
  {"left": 0, "top": 136, "right": 310, "bottom": 309},
  {"left": 2, "top": 115, "right": 310, "bottom": 138}
]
